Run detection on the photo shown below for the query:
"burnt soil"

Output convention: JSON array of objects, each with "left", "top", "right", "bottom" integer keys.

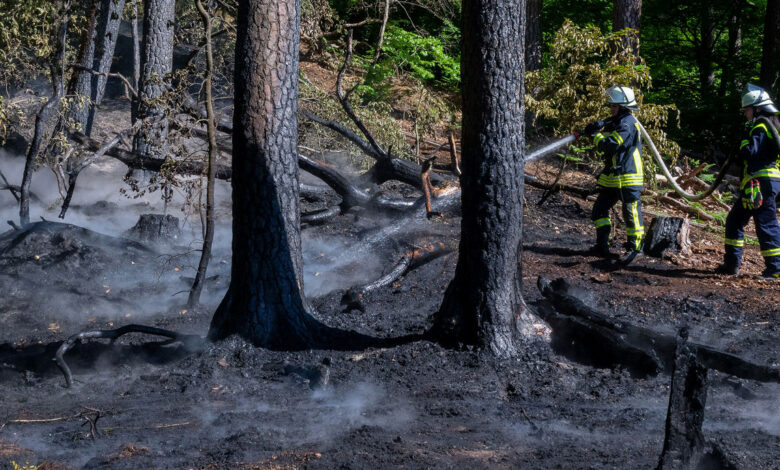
[{"left": 1, "top": 176, "right": 780, "bottom": 469}]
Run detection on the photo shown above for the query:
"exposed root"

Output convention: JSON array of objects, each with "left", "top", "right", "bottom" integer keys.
[{"left": 55, "top": 324, "right": 204, "bottom": 388}]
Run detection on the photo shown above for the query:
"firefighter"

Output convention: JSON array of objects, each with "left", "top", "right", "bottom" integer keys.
[
  {"left": 577, "top": 85, "right": 645, "bottom": 265},
  {"left": 716, "top": 84, "right": 780, "bottom": 280}
]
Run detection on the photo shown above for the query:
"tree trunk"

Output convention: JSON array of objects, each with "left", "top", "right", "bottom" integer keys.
[
  {"left": 430, "top": 0, "right": 527, "bottom": 357},
  {"left": 761, "top": 0, "right": 780, "bottom": 94},
  {"left": 719, "top": 0, "right": 744, "bottom": 97},
  {"left": 525, "top": 0, "right": 542, "bottom": 71},
  {"left": 85, "top": 0, "right": 127, "bottom": 136},
  {"left": 66, "top": 0, "right": 99, "bottom": 133},
  {"left": 187, "top": 0, "right": 216, "bottom": 309},
  {"left": 131, "top": 0, "right": 141, "bottom": 124},
  {"left": 20, "top": 2, "right": 69, "bottom": 226},
  {"left": 697, "top": 1, "right": 716, "bottom": 99},
  {"left": 613, "top": 0, "right": 641, "bottom": 56},
  {"left": 208, "top": 0, "right": 329, "bottom": 348},
  {"left": 133, "top": 0, "right": 175, "bottom": 160}
]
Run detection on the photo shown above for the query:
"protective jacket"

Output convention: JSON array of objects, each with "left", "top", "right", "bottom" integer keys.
[
  {"left": 593, "top": 111, "right": 643, "bottom": 188},
  {"left": 738, "top": 119, "right": 780, "bottom": 187},
  {"left": 724, "top": 116, "right": 780, "bottom": 275}
]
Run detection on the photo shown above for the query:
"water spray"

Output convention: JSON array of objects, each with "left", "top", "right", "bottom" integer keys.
[{"left": 525, "top": 134, "right": 577, "bottom": 164}]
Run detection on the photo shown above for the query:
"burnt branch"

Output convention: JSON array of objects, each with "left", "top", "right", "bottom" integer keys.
[
  {"left": 298, "top": 153, "right": 417, "bottom": 212},
  {"left": 301, "top": 206, "right": 340, "bottom": 224},
  {"left": 341, "top": 241, "right": 454, "bottom": 312},
  {"left": 69, "top": 64, "right": 137, "bottom": 98},
  {"left": 420, "top": 157, "right": 439, "bottom": 218},
  {"left": 337, "top": 30, "right": 386, "bottom": 159},
  {"left": 447, "top": 131, "right": 461, "bottom": 176},
  {"left": 55, "top": 324, "right": 204, "bottom": 388}
]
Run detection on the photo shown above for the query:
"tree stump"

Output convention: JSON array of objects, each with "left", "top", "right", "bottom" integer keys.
[
  {"left": 656, "top": 328, "right": 739, "bottom": 470},
  {"left": 644, "top": 217, "right": 691, "bottom": 258},
  {"left": 126, "top": 214, "right": 181, "bottom": 243},
  {"left": 657, "top": 328, "right": 708, "bottom": 470}
]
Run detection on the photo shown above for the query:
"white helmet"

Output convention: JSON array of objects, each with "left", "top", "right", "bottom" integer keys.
[
  {"left": 741, "top": 84, "right": 778, "bottom": 113},
  {"left": 606, "top": 85, "right": 638, "bottom": 110}
]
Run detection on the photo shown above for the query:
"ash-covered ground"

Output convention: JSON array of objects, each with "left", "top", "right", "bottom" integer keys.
[{"left": 1, "top": 148, "right": 780, "bottom": 469}]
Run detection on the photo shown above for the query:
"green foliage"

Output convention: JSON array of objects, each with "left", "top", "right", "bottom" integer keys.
[
  {"left": 0, "top": 0, "right": 60, "bottom": 86},
  {"left": 526, "top": 20, "right": 680, "bottom": 183},
  {"left": 361, "top": 21, "right": 459, "bottom": 94}
]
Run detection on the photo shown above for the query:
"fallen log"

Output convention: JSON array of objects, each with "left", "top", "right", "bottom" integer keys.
[
  {"left": 340, "top": 241, "right": 454, "bottom": 312},
  {"left": 537, "top": 277, "right": 780, "bottom": 383},
  {"left": 524, "top": 174, "right": 594, "bottom": 199},
  {"left": 301, "top": 206, "right": 340, "bottom": 224}
]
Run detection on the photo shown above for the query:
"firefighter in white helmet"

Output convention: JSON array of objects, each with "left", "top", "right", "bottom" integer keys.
[
  {"left": 717, "top": 84, "right": 780, "bottom": 280},
  {"left": 576, "top": 85, "right": 645, "bottom": 265}
]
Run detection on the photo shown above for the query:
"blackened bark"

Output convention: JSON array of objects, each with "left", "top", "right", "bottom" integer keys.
[
  {"left": 525, "top": 0, "right": 542, "bottom": 71},
  {"left": 208, "top": 0, "right": 336, "bottom": 348},
  {"left": 85, "top": 0, "right": 127, "bottom": 136},
  {"left": 761, "top": 0, "right": 780, "bottom": 93},
  {"left": 133, "top": 0, "right": 175, "bottom": 159},
  {"left": 613, "top": 0, "right": 641, "bottom": 55},
  {"left": 430, "top": 0, "right": 527, "bottom": 357},
  {"left": 656, "top": 329, "right": 708, "bottom": 470}
]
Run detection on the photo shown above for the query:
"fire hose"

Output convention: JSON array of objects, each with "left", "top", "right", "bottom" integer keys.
[{"left": 526, "top": 116, "right": 780, "bottom": 202}]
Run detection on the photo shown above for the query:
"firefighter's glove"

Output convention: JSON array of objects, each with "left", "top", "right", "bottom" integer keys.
[
  {"left": 742, "top": 178, "right": 763, "bottom": 210},
  {"left": 582, "top": 120, "right": 604, "bottom": 136}
]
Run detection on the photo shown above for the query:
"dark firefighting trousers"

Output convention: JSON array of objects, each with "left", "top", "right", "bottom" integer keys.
[
  {"left": 723, "top": 178, "right": 780, "bottom": 274},
  {"left": 591, "top": 186, "right": 644, "bottom": 252}
]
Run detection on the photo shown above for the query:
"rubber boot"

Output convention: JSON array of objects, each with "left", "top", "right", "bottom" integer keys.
[
  {"left": 591, "top": 226, "right": 611, "bottom": 257},
  {"left": 715, "top": 263, "right": 739, "bottom": 275}
]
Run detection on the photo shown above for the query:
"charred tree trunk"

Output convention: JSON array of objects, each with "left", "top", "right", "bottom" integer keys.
[
  {"left": 208, "top": 0, "right": 337, "bottom": 348},
  {"left": 525, "top": 0, "right": 542, "bottom": 71},
  {"left": 85, "top": 0, "right": 127, "bottom": 136},
  {"left": 430, "top": 0, "right": 528, "bottom": 357},
  {"left": 133, "top": 0, "right": 175, "bottom": 160},
  {"left": 761, "top": 0, "right": 780, "bottom": 94},
  {"left": 656, "top": 329, "right": 708, "bottom": 470},
  {"left": 613, "top": 0, "right": 641, "bottom": 56}
]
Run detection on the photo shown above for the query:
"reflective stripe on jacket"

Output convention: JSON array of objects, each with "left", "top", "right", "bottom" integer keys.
[
  {"left": 739, "top": 120, "right": 780, "bottom": 188},
  {"left": 594, "top": 111, "right": 643, "bottom": 188}
]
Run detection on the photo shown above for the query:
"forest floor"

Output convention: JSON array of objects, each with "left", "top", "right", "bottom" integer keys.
[
  {"left": 1, "top": 53, "right": 780, "bottom": 468},
  {"left": 1, "top": 144, "right": 779, "bottom": 469}
]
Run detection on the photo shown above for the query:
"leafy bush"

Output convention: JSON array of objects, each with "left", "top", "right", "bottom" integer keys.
[
  {"left": 364, "top": 21, "right": 460, "bottom": 92},
  {"left": 526, "top": 20, "right": 681, "bottom": 183}
]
